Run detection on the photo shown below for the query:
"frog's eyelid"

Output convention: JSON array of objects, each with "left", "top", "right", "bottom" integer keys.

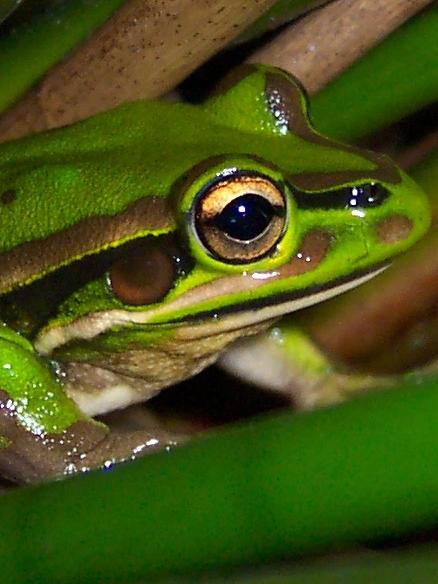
[{"left": 292, "top": 183, "right": 389, "bottom": 210}]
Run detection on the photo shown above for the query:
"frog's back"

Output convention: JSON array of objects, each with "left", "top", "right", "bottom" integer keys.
[
  {"left": 0, "top": 101, "right": 197, "bottom": 291},
  {"left": 0, "top": 64, "right": 409, "bottom": 294}
]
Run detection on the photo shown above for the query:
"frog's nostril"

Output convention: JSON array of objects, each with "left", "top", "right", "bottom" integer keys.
[{"left": 376, "top": 215, "right": 413, "bottom": 244}]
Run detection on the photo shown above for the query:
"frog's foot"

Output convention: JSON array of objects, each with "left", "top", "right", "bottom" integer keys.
[
  {"left": 291, "top": 371, "right": 397, "bottom": 409},
  {"left": 0, "top": 393, "right": 105, "bottom": 483},
  {"left": 69, "top": 423, "right": 182, "bottom": 477},
  {"left": 0, "top": 391, "right": 183, "bottom": 484},
  {"left": 220, "top": 329, "right": 396, "bottom": 409},
  {"left": 0, "top": 328, "right": 183, "bottom": 484}
]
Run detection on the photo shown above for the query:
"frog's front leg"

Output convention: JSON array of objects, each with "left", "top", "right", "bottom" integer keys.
[
  {"left": 220, "top": 325, "right": 394, "bottom": 409},
  {"left": 0, "top": 326, "right": 176, "bottom": 484}
]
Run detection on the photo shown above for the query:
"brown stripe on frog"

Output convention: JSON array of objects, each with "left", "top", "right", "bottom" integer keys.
[
  {"left": 33, "top": 229, "right": 332, "bottom": 356},
  {"left": 287, "top": 164, "right": 400, "bottom": 192},
  {"left": 376, "top": 215, "right": 413, "bottom": 243},
  {"left": 264, "top": 71, "right": 401, "bottom": 188},
  {"left": 184, "top": 228, "right": 331, "bottom": 309},
  {"left": 0, "top": 195, "right": 174, "bottom": 294},
  {"left": 144, "top": 229, "right": 332, "bottom": 317},
  {"left": 210, "top": 63, "right": 256, "bottom": 96},
  {"left": 286, "top": 158, "right": 400, "bottom": 191}
]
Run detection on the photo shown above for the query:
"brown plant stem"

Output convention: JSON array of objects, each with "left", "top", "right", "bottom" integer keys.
[
  {"left": 248, "top": 0, "right": 434, "bottom": 94},
  {"left": 303, "top": 228, "right": 438, "bottom": 372},
  {"left": 0, "top": 0, "right": 277, "bottom": 142}
]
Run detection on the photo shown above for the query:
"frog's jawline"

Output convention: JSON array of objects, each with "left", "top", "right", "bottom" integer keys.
[
  {"left": 169, "top": 261, "right": 389, "bottom": 326},
  {"left": 38, "top": 262, "right": 388, "bottom": 357}
]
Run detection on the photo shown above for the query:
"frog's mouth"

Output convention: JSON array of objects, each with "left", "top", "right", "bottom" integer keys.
[
  {"left": 177, "top": 263, "right": 389, "bottom": 325},
  {"left": 36, "top": 262, "right": 388, "bottom": 355},
  {"left": 168, "top": 262, "right": 389, "bottom": 338}
]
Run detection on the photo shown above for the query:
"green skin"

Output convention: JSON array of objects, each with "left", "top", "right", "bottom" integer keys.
[{"left": 0, "top": 65, "right": 430, "bottom": 483}]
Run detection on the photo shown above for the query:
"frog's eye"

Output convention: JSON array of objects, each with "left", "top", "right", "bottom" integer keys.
[{"left": 192, "top": 173, "right": 287, "bottom": 264}]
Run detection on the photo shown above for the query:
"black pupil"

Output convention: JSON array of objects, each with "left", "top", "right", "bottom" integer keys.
[
  {"left": 348, "top": 183, "right": 388, "bottom": 208},
  {"left": 215, "top": 194, "right": 275, "bottom": 241}
]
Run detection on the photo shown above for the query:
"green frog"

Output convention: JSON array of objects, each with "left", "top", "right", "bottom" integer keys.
[{"left": 0, "top": 65, "right": 430, "bottom": 483}]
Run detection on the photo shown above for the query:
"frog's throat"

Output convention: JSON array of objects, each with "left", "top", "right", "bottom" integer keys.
[{"left": 35, "top": 264, "right": 387, "bottom": 356}]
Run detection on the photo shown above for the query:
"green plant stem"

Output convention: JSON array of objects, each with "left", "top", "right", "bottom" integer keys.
[
  {"left": 1, "top": 375, "right": 438, "bottom": 582},
  {"left": 211, "top": 545, "right": 438, "bottom": 583},
  {"left": 239, "top": 0, "right": 329, "bottom": 41},
  {"left": 311, "top": 6, "right": 438, "bottom": 141},
  {"left": 0, "top": 0, "right": 127, "bottom": 112},
  {"left": 413, "top": 148, "right": 438, "bottom": 214}
]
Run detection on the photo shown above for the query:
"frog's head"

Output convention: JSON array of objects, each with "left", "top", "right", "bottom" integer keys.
[{"left": 15, "top": 66, "right": 428, "bottom": 362}]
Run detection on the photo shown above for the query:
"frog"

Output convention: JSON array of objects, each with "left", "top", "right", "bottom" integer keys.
[{"left": 0, "top": 65, "right": 430, "bottom": 484}]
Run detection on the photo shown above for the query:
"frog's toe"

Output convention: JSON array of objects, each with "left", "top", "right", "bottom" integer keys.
[
  {"left": 68, "top": 422, "right": 186, "bottom": 476},
  {"left": 0, "top": 390, "right": 109, "bottom": 483},
  {"left": 0, "top": 388, "right": 185, "bottom": 483}
]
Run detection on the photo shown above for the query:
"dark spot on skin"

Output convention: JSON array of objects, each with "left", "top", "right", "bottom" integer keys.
[
  {"left": 278, "top": 229, "right": 332, "bottom": 278},
  {"left": 1, "top": 189, "right": 16, "bottom": 205},
  {"left": 376, "top": 215, "right": 413, "bottom": 243},
  {"left": 109, "top": 240, "right": 177, "bottom": 306}
]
